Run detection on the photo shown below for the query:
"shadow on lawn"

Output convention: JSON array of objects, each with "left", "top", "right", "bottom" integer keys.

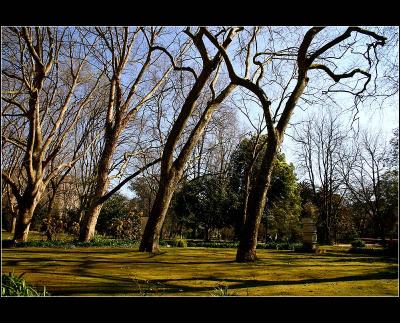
[
  {"left": 47, "top": 269, "right": 398, "bottom": 296},
  {"left": 3, "top": 248, "right": 397, "bottom": 296}
]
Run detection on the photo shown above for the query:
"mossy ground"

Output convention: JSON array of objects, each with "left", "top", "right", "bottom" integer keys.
[{"left": 1, "top": 232, "right": 398, "bottom": 296}]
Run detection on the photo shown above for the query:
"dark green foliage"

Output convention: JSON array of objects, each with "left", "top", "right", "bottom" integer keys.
[
  {"left": 2, "top": 272, "right": 49, "bottom": 296},
  {"left": 30, "top": 203, "right": 49, "bottom": 231},
  {"left": 349, "top": 247, "right": 383, "bottom": 256},
  {"left": 168, "top": 240, "right": 302, "bottom": 250},
  {"left": 379, "top": 169, "right": 399, "bottom": 239},
  {"left": 228, "top": 135, "right": 302, "bottom": 241},
  {"left": 97, "top": 193, "right": 142, "bottom": 240},
  {"left": 351, "top": 239, "right": 366, "bottom": 248},
  {"left": 16, "top": 236, "right": 140, "bottom": 248},
  {"left": 172, "top": 176, "right": 234, "bottom": 240}
]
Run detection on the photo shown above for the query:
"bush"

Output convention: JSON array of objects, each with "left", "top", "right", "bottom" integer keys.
[
  {"left": 40, "top": 214, "right": 67, "bottom": 241},
  {"left": 172, "top": 237, "right": 187, "bottom": 248},
  {"left": 351, "top": 239, "right": 366, "bottom": 248},
  {"left": 2, "top": 273, "right": 49, "bottom": 296},
  {"left": 108, "top": 212, "right": 141, "bottom": 240}
]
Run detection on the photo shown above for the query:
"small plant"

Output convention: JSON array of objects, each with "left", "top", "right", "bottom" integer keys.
[
  {"left": 1, "top": 272, "right": 49, "bottom": 296},
  {"left": 172, "top": 236, "right": 187, "bottom": 248},
  {"left": 351, "top": 239, "right": 366, "bottom": 248},
  {"left": 210, "top": 283, "right": 236, "bottom": 296}
]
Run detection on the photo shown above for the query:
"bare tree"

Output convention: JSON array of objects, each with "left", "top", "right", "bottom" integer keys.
[
  {"left": 77, "top": 27, "right": 173, "bottom": 242},
  {"left": 294, "top": 108, "right": 348, "bottom": 244},
  {"left": 206, "top": 26, "right": 388, "bottom": 261},
  {"left": 339, "top": 129, "right": 391, "bottom": 243},
  {"left": 1, "top": 27, "right": 102, "bottom": 242},
  {"left": 139, "top": 27, "right": 242, "bottom": 252}
]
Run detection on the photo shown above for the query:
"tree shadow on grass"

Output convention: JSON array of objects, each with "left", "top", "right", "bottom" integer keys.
[
  {"left": 3, "top": 248, "right": 397, "bottom": 296},
  {"left": 47, "top": 269, "right": 398, "bottom": 296}
]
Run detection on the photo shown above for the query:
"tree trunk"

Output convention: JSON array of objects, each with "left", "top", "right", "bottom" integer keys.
[
  {"left": 139, "top": 172, "right": 177, "bottom": 252},
  {"left": 13, "top": 204, "right": 35, "bottom": 242},
  {"left": 78, "top": 129, "right": 119, "bottom": 242},
  {"left": 236, "top": 135, "right": 279, "bottom": 262},
  {"left": 10, "top": 217, "right": 17, "bottom": 234},
  {"left": 45, "top": 191, "right": 57, "bottom": 241},
  {"left": 78, "top": 204, "right": 103, "bottom": 242},
  {"left": 6, "top": 186, "right": 18, "bottom": 234},
  {"left": 204, "top": 226, "right": 210, "bottom": 242},
  {"left": 237, "top": 170, "right": 251, "bottom": 238}
]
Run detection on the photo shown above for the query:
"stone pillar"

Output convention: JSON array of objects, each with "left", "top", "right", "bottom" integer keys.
[{"left": 302, "top": 217, "right": 317, "bottom": 251}]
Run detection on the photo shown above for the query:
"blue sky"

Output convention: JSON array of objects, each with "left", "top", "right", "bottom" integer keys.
[{"left": 113, "top": 26, "right": 399, "bottom": 197}]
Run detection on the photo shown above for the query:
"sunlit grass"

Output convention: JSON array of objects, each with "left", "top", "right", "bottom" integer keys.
[{"left": 1, "top": 243, "right": 397, "bottom": 296}]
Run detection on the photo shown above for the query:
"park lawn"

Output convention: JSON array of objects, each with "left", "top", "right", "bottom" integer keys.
[{"left": 1, "top": 244, "right": 398, "bottom": 296}]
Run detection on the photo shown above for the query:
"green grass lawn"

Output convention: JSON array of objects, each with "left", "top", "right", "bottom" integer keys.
[{"left": 1, "top": 237, "right": 398, "bottom": 296}]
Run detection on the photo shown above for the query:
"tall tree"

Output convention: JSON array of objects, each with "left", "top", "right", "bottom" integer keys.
[
  {"left": 139, "top": 27, "right": 241, "bottom": 252},
  {"left": 78, "top": 27, "right": 170, "bottom": 241},
  {"left": 206, "top": 26, "right": 388, "bottom": 261},
  {"left": 339, "top": 129, "right": 396, "bottom": 244},
  {"left": 2, "top": 27, "right": 102, "bottom": 242},
  {"left": 294, "top": 109, "right": 348, "bottom": 244}
]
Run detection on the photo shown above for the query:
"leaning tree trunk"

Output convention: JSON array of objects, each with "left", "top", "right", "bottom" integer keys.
[
  {"left": 78, "top": 204, "right": 104, "bottom": 242},
  {"left": 139, "top": 171, "right": 178, "bottom": 252},
  {"left": 78, "top": 178, "right": 110, "bottom": 242},
  {"left": 236, "top": 136, "right": 280, "bottom": 262},
  {"left": 78, "top": 129, "right": 119, "bottom": 242}
]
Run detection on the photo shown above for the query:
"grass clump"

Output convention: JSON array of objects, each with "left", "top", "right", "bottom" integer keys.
[
  {"left": 2, "top": 272, "right": 49, "bottom": 296},
  {"left": 171, "top": 236, "right": 187, "bottom": 248},
  {"left": 210, "top": 283, "right": 237, "bottom": 296}
]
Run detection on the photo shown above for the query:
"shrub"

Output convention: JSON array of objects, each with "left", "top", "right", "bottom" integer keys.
[
  {"left": 108, "top": 212, "right": 141, "bottom": 240},
  {"left": 40, "top": 214, "right": 67, "bottom": 241},
  {"left": 1, "top": 272, "right": 49, "bottom": 296},
  {"left": 351, "top": 239, "right": 366, "bottom": 248},
  {"left": 172, "top": 236, "right": 187, "bottom": 248},
  {"left": 68, "top": 221, "right": 80, "bottom": 237}
]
